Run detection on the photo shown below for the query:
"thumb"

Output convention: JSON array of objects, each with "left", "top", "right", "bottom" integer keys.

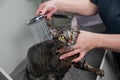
[{"left": 47, "top": 8, "right": 57, "bottom": 19}]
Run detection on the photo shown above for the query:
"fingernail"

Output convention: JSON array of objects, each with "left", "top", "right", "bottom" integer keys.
[
  {"left": 72, "top": 60, "right": 75, "bottom": 62},
  {"left": 72, "top": 60, "right": 77, "bottom": 63},
  {"left": 59, "top": 56, "right": 64, "bottom": 59},
  {"left": 44, "top": 15, "right": 47, "bottom": 18}
]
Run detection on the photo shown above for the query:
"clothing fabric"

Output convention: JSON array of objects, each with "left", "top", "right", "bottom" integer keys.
[
  {"left": 91, "top": 0, "right": 120, "bottom": 34},
  {"left": 91, "top": 0, "right": 120, "bottom": 79}
]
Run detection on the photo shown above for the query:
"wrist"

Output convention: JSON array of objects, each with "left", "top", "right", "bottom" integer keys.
[
  {"left": 95, "top": 33, "right": 104, "bottom": 49},
  {"left": 53, "top": 0, "right": 60, "bottom": 10},
  {"left": 51, "top": 0, "right": 59, "bottom": 10},
  {"left": 53, "top": 0, "right": 67, "bottom": 12}
]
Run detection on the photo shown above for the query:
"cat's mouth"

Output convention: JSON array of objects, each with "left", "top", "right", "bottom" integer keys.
[
  {"left": 67, "top": 42, "right": 75, "bottom": 46},
  {"left": 67, "top": 38, "right": 77, "bottom": 46}
]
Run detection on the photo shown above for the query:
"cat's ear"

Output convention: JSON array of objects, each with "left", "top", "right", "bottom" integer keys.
[
  {"left": 47, "top": 23, "right": 58, "bottom": 37},
  {"left": 71, "top": 15, "right": 78, "bottom": 30}
]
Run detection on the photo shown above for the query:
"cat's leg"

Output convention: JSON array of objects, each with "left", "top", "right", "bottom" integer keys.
[
  {"left": 54, "top": 73, "right": 65, "bottom": 80},
  {"left": 73, "top": 60, "right": 104, "bottom": 77}
]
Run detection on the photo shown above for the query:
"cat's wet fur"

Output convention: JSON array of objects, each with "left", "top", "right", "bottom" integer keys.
[{"left": 24, "top": 16, "right": 104, "bottom": 80}]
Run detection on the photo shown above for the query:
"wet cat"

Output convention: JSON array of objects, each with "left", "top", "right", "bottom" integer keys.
[{"left": 24, "top": 16, "right": 104, "bottom": 80}]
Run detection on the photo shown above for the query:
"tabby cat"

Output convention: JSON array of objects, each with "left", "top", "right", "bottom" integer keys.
[{"left": 24, "top": 17, "right": 104, "bottom": 80}]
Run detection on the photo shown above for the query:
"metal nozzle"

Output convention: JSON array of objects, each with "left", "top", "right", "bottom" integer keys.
[
  {"left": 27, "top": 15, "right": 44, "bottom": 25},
  {"left": 27, "top": 13, "right": 72, "bottom": 25}
]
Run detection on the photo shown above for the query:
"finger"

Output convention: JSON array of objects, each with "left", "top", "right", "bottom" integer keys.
[
  {"left": 41, "top": 7, "right": 47, "bottom": 15},
  {"left": 35, "top": 3, "right": 45, "bottom": 15},
  {"left": 56, "top": 47, "right": 74, "bottom": 54},
  {"left": 59, "top": 49, "right": 81, "bottom": 59},
  {"left": 79, "top": 30, "right": 84, "bottom": 33},
  {"left": 47, "top": 8, "right": 57, "bottom": 19},
  {"left": 72, "top": 51, "right": 86, "bottom": 62}
]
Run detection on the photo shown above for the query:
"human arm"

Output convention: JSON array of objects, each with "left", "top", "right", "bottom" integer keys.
[
  {"left": 60, "top": 30, "right": 120, "bottom": 62},
  {"left": 35, "top": 0, "right": 97, "bottom": 19}
]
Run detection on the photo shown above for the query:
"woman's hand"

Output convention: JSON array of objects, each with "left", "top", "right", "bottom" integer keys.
[
  {"left": 60, "top": 30, "right": 100, "bottom": 62},
  {"left": 35, "top": 0, "right": 97, "bottom": 18},
  {"left": 35, "top": 0, "right": 58, "bottom": 19}
]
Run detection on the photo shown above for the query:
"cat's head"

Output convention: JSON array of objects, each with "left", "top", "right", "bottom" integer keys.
[{"left": 48, "top": 16, "right": 80, "bottom": 47}]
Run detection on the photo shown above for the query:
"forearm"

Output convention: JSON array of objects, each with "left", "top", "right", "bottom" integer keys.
[
  {"left": 97, "top": 34, "right": 120, "bottom": 52},
  {"left": 55, "top": 0, "right": 97, "bottom": 16}
]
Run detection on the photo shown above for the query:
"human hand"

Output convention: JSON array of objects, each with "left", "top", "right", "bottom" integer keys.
[
  {"left": 60, "top": 30, "right": 100, "bottom": 62},
  {"left": 35, "top": 0, "right": 58, "bottom": 19}
]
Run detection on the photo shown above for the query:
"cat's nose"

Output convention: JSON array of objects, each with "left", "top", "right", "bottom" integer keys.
[
  {"left": 68, "top": 39, "right": 72, "bottom": 44},
  {"left": 68, "top": 39, "right": 72, "bottom": 43}
]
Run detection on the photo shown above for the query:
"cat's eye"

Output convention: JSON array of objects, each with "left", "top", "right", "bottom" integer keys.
[
  {"left": 71, "top": 31, "right": 77, "bottom": 35},
  {"left": 58, "top": 35, "right": 65, "bottom": 41}
]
